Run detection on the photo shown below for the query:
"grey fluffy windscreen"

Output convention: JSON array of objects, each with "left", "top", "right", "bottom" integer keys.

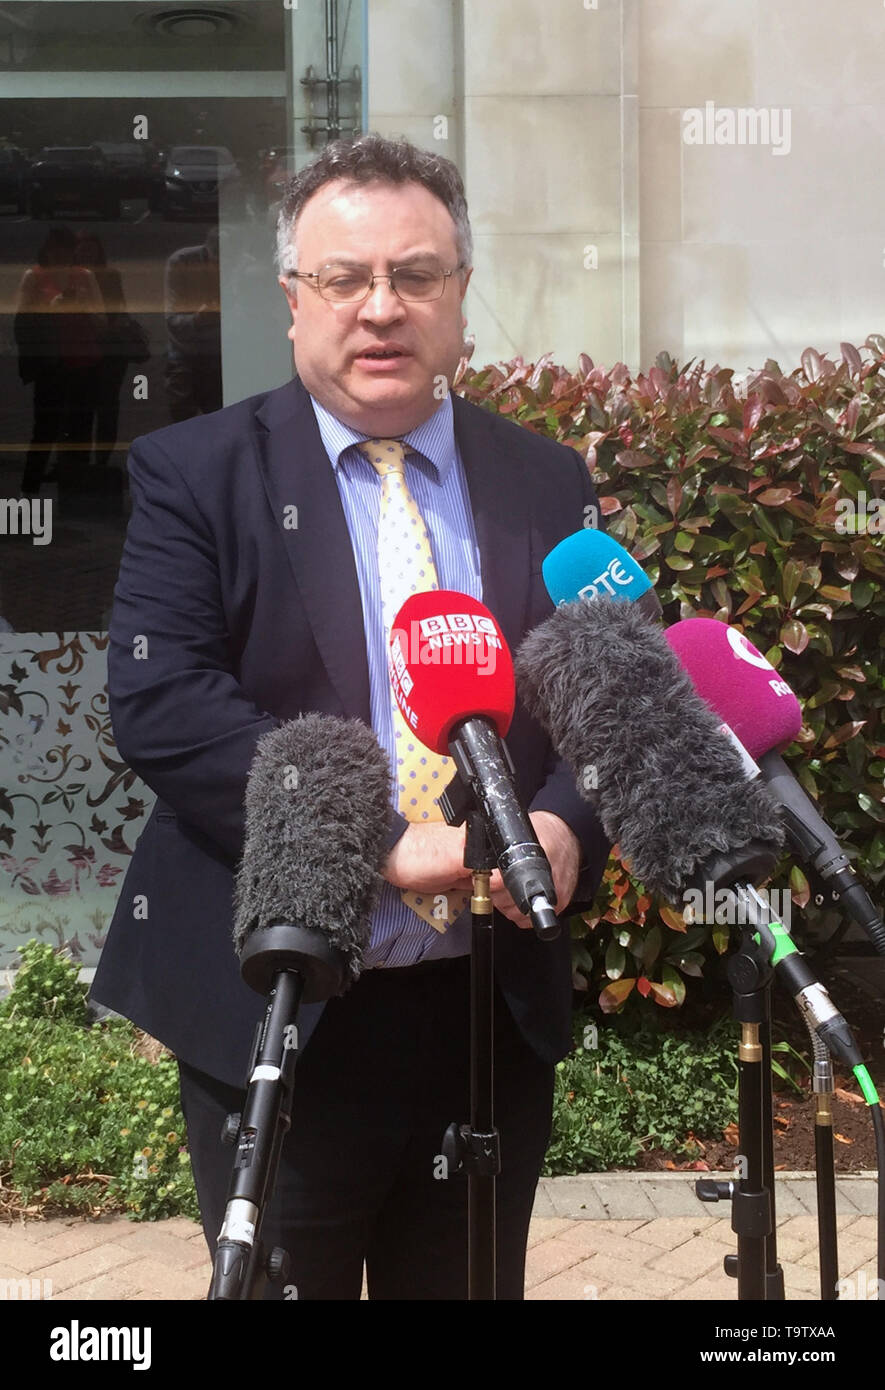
[
  {"left": 232, "top": 714, "right": 392, "bottom": 984},
  {"left": 514, "top": 601, "right": 785, "bottom": 904}
]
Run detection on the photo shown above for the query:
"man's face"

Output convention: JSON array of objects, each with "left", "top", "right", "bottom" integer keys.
[{"left": 279, "top": 178, "right": 472, "bottom": 436}]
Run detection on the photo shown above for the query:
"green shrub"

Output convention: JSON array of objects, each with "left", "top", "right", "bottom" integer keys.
[
  {"left": 457, "top": 340, "right": 885, "bottom": 1012},
  {"left": 0, "top": 945, "right": 198, "bottom": 1221},
  {"left": 545, "top": 1015, "right": 739, "bottom": 1174},
  {"left": 2, "top": 940, "right": 90, "bottom": 1025}
]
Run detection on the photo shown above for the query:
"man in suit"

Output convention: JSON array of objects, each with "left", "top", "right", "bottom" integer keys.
[{"left": 91, "top": 133, "right": 610, "bottom": 1300}]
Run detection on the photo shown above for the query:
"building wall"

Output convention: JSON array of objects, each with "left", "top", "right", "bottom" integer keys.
[
  {"left": 369, "top": 0, "right": 885, "bottom": 375},
  {"left": 367, "top": 0, "right": 640, "bottom": 373},
  {"left": 639, "top": 0, "right": 885, "bottom": 372}
]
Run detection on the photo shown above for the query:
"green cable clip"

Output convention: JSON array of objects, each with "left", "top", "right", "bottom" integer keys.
[
  {"left": 854, "top": 1063, "right": 880, "bottom": 1108},
  {"left": 753, "top": 916, "right": 798, "bottom": 967}
]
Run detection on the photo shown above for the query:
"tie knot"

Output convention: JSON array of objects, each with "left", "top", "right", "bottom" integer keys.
[{"left": 358, "top": 438, "right": 412, "bottom": 478}]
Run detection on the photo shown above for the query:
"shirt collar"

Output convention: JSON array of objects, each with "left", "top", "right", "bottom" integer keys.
[{"left": 309, "top": 390, "right": 456, "bottom": 484}]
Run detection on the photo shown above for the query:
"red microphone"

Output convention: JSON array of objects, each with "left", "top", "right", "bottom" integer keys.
[
  {"left": 389, "top": 591, "right": 560, "bottom": 940},
  {"left": 389, "top": 589, "right": 514, "bottom": 751}
]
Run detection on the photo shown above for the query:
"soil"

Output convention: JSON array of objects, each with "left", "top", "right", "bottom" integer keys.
[{"left": 632, "top": 953, "right": 885, "bottom": 1174}]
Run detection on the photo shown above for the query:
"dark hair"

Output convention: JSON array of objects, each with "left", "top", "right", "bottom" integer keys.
[
  {"left": 275, "top": 132, "right": 472, "bottom": 277},
  {"left": 36, "top": 226, "right": 77, "bottom": 266},
  {"left": 74, "top": 233, "right": 107, "bottom": 267}
]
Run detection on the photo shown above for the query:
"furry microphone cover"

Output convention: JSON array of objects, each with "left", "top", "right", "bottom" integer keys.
[
  {"left": 232, "top": 714, "right": 392, "bottom": 984},
  {"left": 514, "top": 600, "right": 785, "bottom": 904}
]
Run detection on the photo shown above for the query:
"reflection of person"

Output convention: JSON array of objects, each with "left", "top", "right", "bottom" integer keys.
[
  {"left": 92, "top": 135, "right": 610, "bottom": 1300},
  {"left": 74, "top": 233, "right": 130, "bottom": 474},
  {"left": 163, "top": 226, "right": 222, "bottom": 421},
  {"left": 14, "top": 227, "right": 106, "bottom": 495}
]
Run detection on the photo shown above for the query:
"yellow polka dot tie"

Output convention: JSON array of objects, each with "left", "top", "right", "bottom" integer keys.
[{"left": 357, "top": 438, "right": 469, "bottom": 931}]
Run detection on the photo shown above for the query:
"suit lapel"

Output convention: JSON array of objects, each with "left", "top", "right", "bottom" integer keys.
[
  {"left": 254, "top": 379, "right": 370, "bottom": 719},
  {"left": 452, "top": 394, "right": 531, "bottom": 653}
]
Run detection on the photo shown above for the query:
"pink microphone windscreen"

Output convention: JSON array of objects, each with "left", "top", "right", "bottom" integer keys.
[{"left": 664, "top": 618, "right": 803, "bottom": 760}]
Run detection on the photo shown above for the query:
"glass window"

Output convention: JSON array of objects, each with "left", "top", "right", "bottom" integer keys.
[{"left": 0, "top": 0, "right": 364, "bottom": 982}]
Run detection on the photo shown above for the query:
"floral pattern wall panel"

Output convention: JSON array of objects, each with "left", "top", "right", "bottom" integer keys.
[{"left": 0, "top": 631, "right": 151, "bottom": 974}]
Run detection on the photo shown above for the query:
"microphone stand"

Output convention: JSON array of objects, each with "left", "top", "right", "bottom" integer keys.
[
  {"left": 207, "top": 923, "right": 343, "bottom": 1300},
  {"left": 697, "top": 936, "right": 784, "bottom": 1300},
  {"left": 808, "top": 1033, "right": 839, "bottom": 1299},
  {"left": 439, "top": 798, "right": 500, "bottom": 1300},
  {"left": 438, "top": 757, "right": 562, "bottom": 1299}
]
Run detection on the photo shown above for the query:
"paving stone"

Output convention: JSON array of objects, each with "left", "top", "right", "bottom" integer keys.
[
  {"left": 839, "top": 1214, "right": 876, "bottom": 1242},
  {"left": 150, "top": 1217, "right": 204, "bottom": 1242},
  {"left": 648, "top": 1233, "right": 734, "bottom": 1279},
  {"left": 626, "top": 1216, "right": 719, "bottom": 1249},
  {"left": 797, "top": 1232, "right": 876, "bottom": 1275},
  {"left": 524, "top": 1238, "right": 584, "bottom": 1288},
  {"left": 0, "top": 1234, "right": 59, "bottom": 1275},
  {"left": 112, "top": 1227, "right": 212, "bottom": 1268},
  {"left": 2, "top": 1221, "right": 62, "bottom": 1244},
  {"left": 772, "top": 1232, "right": 819, "bottom": 1265},
  {"left": 766, "top": 1185, "right": 810, "bottom": 1219},
  {"left": 531, "top": 1183, "right": 557, "bottom": 1218},
  {"left": 593, "top": 1219, "right": 649, "bottom": 1234},
  {"left": 544, "top": 1177, "right": 608, "bottom": 1221},
  {"left": 552, "top": 1224, "right": 660, "bottom": 1265},
  {"left": 639, "top": 1178, "right": 728, "bottom": 1219},
  {"left": 39, "top": 1223, "right": 133, "bottom": 1260},
  {"left": 775, "top": 1212, "right": 821, "bottom": 1241},
  {"left": 779, "top": 1180, "right": 819, "bottom": 1215},
  {"left": 33, "top": 1243, "right": 139, "bottom": 1292},
  {"left": 586, "top": 1178, "right": 658, "bottom": 1221},
  {"left": 779, "top": 1259, "right": 823, "bottom": 1296},
  {"left": 571, "top": 1252, "right": 686, "bottom": 1298},
  {"left": 597, "top": 1284, "right": 655, "bottom": 1301},
  {"left": 670, "top": 1272, "right": 734, "bottom": 1300},
  {"left": 525, "top": 1261, "right": 607, "bottom": 1301},
  {"left": 51, "top": 1271, "right": 145, "bottom": 1300},
  {"left": 835, "top": 1181, "right": 878, "bottom": 1217},
  {"left": 118, "top": 1257, "right": 211, "bottom": 1300},
  {"left": 526, "top": 1217, "right": 574, "bottom": 1248}
]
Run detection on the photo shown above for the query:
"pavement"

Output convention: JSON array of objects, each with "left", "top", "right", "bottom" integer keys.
[{"left": 0, "top": 1172, "right": 878, "bottom": 1301}]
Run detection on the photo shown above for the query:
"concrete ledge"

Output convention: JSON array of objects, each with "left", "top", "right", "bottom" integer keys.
[{"left": 538, "top": 1171, "right": 878, "bottom": 1221}]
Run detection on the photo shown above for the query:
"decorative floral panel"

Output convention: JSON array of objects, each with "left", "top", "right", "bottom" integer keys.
[{"left": 0, "top": 631, "right": 152, "bottom": 974}]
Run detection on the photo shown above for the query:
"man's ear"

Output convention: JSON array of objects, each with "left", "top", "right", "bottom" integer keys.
[
  {"left": 279, "top": 276, "right": 298, "bottom": 341},
  {"left": 458, "top": 267, "right": 472, "bottom": 331}
]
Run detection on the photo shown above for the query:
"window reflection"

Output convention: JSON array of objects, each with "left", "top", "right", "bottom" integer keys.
[{"left": 0, "top": 105, "right": 287, "bottom": 632}]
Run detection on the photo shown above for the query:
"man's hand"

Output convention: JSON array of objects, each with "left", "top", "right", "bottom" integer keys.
[
  {"left": 488, "top": 811, "right": 581, "bottom": 930},
  {"left": 382, "top": 821, "right": 472, "bottom": 895}
]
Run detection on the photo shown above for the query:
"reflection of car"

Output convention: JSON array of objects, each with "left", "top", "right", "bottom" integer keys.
[
  {"left": 161, "top": 145, "right": 240, "bottom": 218},
  {"left": 28, "top": 146, "right": 121, "bottom": 220},
  {"left": 0, "top": 147, "right": 28, "bottom": 213},
  {"left": 93, "top": 142, "right": 160, "bottom": 200}
]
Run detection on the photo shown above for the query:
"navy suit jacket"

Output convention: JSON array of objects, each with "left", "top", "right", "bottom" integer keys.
[{"left": 90, "top": 376, "right": 610, "bottom": 1088}]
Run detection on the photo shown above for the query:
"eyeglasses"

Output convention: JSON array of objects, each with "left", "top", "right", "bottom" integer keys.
[{"left": 287, "top": 261, "right": 464, "bottom": 304}]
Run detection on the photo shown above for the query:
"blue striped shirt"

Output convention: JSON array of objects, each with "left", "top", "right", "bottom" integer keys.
[{"left": 310, "top": 391, "right": 482, "bottom": 966}]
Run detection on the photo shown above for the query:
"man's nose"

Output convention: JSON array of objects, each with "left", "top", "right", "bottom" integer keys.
[{"left": 358, "top": 276, "right": 406, "bottom": 321}]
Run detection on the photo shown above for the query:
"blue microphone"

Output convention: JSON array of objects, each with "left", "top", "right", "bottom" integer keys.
[{"left": 542, "top": 529, "right": 662, "bottom": 619}]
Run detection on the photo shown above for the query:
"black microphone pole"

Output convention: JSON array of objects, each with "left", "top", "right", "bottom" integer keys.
[
  {"left": 437, "top": 728, "right": 562, "bottom": 1300},
  {"left": 208, "top": 925, "right": 344, "bottom": 1300},
  {"left": 438, "top": 775, "right": 500, "bottom": 1300}
]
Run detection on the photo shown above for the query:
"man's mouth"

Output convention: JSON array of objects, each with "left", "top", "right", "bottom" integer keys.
[{"left": 358, "top": 349, "right": 407, "bottom": 359}]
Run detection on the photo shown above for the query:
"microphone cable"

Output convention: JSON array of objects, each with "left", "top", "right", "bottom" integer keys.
[{"left": 737, "top": 884, "right": 885, "bottom": 1295}]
